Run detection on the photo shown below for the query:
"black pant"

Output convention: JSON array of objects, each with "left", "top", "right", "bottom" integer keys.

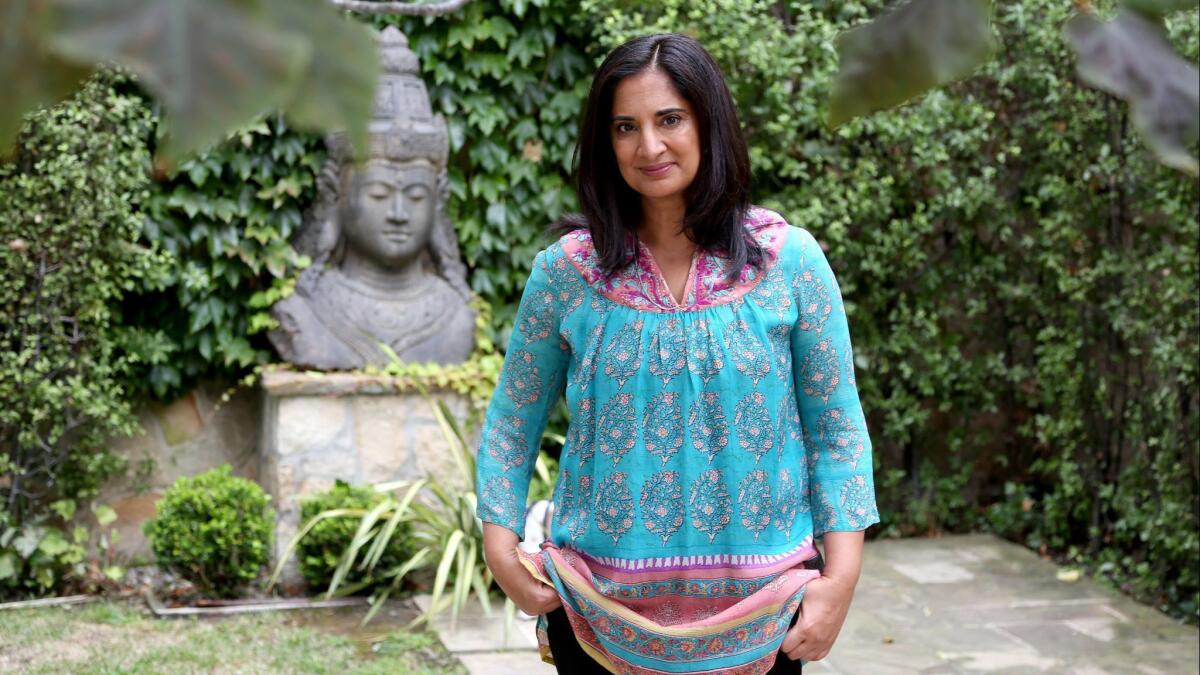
[
  {"left": 545, "top": 606, "right": 802, "bottom": 674},
  {"left": 544, "top": 552, "right": 820, "bottom": 674}
]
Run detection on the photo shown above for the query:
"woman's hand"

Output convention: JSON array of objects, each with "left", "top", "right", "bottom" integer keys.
[
  {"left": 779, "top": 574, "right": 855, "bottom": 662},
  {"left": 780, "top": 531, "right": 865, "bottom": 661},
  {"left": 482, "top": 523, "right": 562, "bottom": 616}
]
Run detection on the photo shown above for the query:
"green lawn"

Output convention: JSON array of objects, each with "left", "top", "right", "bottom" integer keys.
[{"left": 0, "top": 600, "right": 466, "bottom": 674}]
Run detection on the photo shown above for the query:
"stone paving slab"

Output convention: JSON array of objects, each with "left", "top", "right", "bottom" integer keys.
[{"left": 426, "top": 534, "right": 1198, "bottom": 674}]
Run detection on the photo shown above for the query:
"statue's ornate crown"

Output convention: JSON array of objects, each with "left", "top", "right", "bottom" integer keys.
[{"left": 326, "top": 26, "right": 448, "bottom": 167}]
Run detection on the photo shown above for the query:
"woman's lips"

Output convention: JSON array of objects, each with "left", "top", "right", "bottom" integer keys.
[{"left": 639, "top": 162, "right": 674, "bottom": 177}]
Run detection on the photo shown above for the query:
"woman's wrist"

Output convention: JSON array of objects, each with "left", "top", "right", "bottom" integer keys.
[
  {"left": 819, "top": 530, "right": 865, "bottom": 591},
  {"left": 482, "top": 522, "right": 521, "bottom": 569}
]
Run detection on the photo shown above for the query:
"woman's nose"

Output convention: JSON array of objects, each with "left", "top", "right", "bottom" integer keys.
[{"left": 639, "top": 127, "right": 666, "bottom": 157}]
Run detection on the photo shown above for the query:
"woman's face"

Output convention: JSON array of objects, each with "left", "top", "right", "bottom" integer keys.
[{"left": 610, "top": 68, "right": 701, "bottom": 205}]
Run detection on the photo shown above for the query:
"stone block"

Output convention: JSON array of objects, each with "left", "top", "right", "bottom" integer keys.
[
  {"left": 297, "top": 477, "right": 336, "bottom": 497},
  {"left": 413, "top": 594, "right": 538, "bottom": 652},
  {"left": 154, "top": 392, "right": 204, "bottom": 446},
  {"left": 275, "top": 397, "right": 348, "bottom": 456},
  {"left": 107, "top": 409, "right": 163, "bottom": 458},
  {"left": 411, "top": 423, "right": 470, "bottom": 492},
  {"left": 299, "top": 439, "right": 358, "bottom": 484},
  {"left": 890, "top": 560, "right": 975, "bottom": 584},
  {"left": 270, "top": 462, "right": 298, "bottom": 516},
  {"left": 354, "top": 397, "right": 411, "bottom": 480},
  {"left": 107, "top": 492, "right": 162, "bottom": 560}
]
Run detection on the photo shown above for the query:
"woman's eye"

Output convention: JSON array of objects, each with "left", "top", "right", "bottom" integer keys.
[
  {"left": 615, "top": 123, "right": 635, "bottom": 134},
  {"left": 663, "top": 115, "right": 682, "bottom": 127}
]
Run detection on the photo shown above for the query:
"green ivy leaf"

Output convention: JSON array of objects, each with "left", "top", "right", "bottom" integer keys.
[
  {"left": 37, "top": 529, "right": 70, "bottom": 557},
  {"left": 35, "top": 566, "right": 55, "bottom": 589},
  {"left": 50, "top": 498, "right": 77, "bottom": 521},
  {"left": 828, "top": 0, "right": 995, "bottom": 128},
  {"left": 12, "top": 528, "right": 42, "bottom": 559},
  {"left": 93, "top": 503, "right": 118, "bottom": 526},
  {"left": 0, "top": 553, "right": 16, "bottom": 581}
]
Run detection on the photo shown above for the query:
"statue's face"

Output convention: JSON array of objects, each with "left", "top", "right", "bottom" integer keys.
[{"left": 338, "top": 161, "right": 437, "bottom": 268}]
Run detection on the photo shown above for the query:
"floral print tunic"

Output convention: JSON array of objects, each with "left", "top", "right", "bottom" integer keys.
[{"left": 475, "top": 207, "right": 879, "bottom": 674}]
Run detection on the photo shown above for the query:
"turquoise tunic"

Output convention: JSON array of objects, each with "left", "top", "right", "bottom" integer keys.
[{"left": 475, "top": 207, "right": 879, "bottom": 559}]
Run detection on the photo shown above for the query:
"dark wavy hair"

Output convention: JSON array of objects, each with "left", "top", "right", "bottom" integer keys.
[{"left": 553, "top": 33, "right": 763, "bottom": 280}]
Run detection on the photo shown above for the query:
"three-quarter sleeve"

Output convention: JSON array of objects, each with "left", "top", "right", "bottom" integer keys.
[
  {"left": 474, "top": 248, "right": 571, "bottom": 539},
  {"left": 789, "top": 229, "right": 880, "bottom": 538}
]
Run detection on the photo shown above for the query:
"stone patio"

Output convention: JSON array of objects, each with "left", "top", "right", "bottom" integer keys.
[{"left": 422, "top": 534, "right": 1199, "bottom": 674}]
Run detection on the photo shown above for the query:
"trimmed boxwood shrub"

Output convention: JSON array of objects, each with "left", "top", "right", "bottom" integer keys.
[{"left": 145, "top": 465, "right": 274, "bottom": 596}]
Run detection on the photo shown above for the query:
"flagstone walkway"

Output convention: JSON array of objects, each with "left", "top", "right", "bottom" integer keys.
[{"left": 421, "top": 534, "right": 1199, "bottom": 674}]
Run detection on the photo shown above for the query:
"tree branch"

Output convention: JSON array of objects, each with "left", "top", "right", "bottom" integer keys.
[{"left": 331, "top": 0, "right": 470, "bottom": 16}]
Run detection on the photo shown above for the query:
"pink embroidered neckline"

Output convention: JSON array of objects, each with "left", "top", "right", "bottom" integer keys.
[
  {"left": 558, "top": 207, "right": 790, "bottom": 313},
  {"left": 635, "top": 239, "right": 701, "bottom": 309}
]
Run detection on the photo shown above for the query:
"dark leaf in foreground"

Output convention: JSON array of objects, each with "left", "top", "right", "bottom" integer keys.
[
  {"left": 1066, "top": 9, "right": 1200, "bottom": 174},
  {"left": 1120, "top": 0, "right": 1199, "bottom": 20},
  {"left": 0, "top": 0, "right": 92, "bottom": 153},
  {"left": 47, "top": 0, "right": 310, "bottom": 165},
  {"left": 828, "top": 0, "right": 995, "bottom": 128},
  {"left": 265, "top": 0, "right": 379, "bottom": 157}
]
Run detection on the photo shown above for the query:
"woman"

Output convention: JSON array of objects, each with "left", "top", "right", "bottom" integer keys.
[{"left": 475, "top": 33, "right": 879, "bottom": 674}]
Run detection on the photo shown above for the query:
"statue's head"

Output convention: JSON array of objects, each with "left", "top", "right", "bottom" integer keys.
[
  {"left": 296, "top": 26, "right": 469, "bottom": 300},
  {"left": 335, "top": 158, "right": 437, "bottom": 269}
]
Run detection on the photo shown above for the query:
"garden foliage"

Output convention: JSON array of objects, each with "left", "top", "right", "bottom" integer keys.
[
  {"left": 145, "top": 464, "right": 274, "bottom": 596},
  {"left": 0, "top": 71, "right": 166, "bottom": 598},
  {"left": 125, "top": 115, "right": 324, "bottom": 398}
]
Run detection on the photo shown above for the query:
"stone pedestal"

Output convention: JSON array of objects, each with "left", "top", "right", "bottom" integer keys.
[{"left": 259, "top": 368, "right": 476, "bottom": 590}]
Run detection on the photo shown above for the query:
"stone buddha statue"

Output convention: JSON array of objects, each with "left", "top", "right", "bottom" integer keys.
[{"left": 269, "top": 26, "right": 476, "bottom": 370}]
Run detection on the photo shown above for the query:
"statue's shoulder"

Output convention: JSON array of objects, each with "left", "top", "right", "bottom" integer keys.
[
  {"left": 267, "top": 271, "right": 349, "bottom": 367},
  {"left": 272, "top": 271, "right": 318, "bottom": 326}
]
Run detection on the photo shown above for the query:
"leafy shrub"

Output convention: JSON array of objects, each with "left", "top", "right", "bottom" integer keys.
[
  {"left": 124, "top": 115, "right": 324, "bottom": 399},
  {"left": 297, "top": 481, "right": 417, "bottom": 592},
  {"left": 0, "top": 70, "right": 165, "bottom": 598},
  {"left": 146, "top": 465, "right": 274, "bottom": 596},
  {"left": 0, "top": 500, "right": 123, "bottom": 598}
]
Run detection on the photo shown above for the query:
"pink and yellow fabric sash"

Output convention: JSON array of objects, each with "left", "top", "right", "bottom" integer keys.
[{"left": 518, "top": 539, "right": 820, "bottom": 674}]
